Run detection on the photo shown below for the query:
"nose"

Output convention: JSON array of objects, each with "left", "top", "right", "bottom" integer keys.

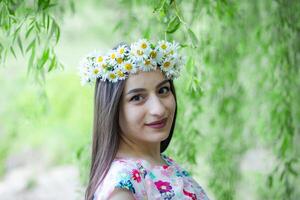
[{"left": 148, "top": 95, "right": 166, "bottom": 117}]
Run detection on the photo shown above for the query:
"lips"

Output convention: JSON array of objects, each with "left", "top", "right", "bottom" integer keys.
[{"left": 145, "top": 118, "right": 167, "bottom": 129}]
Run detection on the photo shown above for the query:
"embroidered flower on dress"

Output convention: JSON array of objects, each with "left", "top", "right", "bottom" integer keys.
[
  {"left": 183, "top": 189, "right": 197, "bottom": 200},
  {"left": 132, "top": 169, "right": 142, "bottom": 183},
  {"left": 176, "top": 170, "right": 190, "bottom": 177},
  {"left": 136, "top": 162, "right": 148, "bottom": 178},
  {"left": 154, "top": 180, "right": 172, "bottom": 193},
  {"left": 154, "top": 181, "right": 176, "bottom": 200},
  {"left": 116, "top": 179, "right": 136, "bottom": 194}
]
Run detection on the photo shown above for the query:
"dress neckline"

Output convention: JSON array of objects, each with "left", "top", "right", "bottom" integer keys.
[{"left": 114, "top": 153, "right": 172, "bottom": 169}]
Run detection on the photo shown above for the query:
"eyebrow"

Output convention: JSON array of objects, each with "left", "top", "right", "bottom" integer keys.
[{"left": 126, "top": 79, "right": 170, "bottom": 95}]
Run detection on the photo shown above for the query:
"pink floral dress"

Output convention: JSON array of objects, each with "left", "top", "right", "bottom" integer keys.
[{"left": 93, "top": 154, "right": 209, "bottom": 200}]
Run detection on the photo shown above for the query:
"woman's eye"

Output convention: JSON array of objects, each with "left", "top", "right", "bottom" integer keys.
[
  {"left": 159, "top": 86, "right": 170, "bottom": 94},
  {"left": 130, "top": 95, "right": 143, "bottom": 102}
]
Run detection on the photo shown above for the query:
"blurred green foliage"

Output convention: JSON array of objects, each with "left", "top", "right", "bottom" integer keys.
[
  {"left": 0, "top": 0, "right": 75, "bottom": 83},
  {"left": 0, "top": 0, "right": 299, "bottom": 199}
]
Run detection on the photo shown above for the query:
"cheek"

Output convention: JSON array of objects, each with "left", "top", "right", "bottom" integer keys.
[
  {"left": 121, "top": 104, "right": 145, "bottom": 127},
  {"left": 167, "top": 95, "right": 176, "bottom": 114}
]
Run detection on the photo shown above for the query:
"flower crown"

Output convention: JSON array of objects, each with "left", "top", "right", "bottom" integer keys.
[{"left": 78, "top": 39, "right": 185, "bottom": 85}]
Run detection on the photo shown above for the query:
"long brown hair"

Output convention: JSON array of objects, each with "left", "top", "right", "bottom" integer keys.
[{"left": 85, "top": 66, "right": 178, "bottom": 200}]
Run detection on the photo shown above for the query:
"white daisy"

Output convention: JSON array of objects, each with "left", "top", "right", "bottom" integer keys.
[
  {"left": 122, "top": 61, "right": 137, "bottom": 74},
  {"left": 95, "top": 54, "right": 105, "bottom": 64},
  {"left": 167, "top": 41, "right": 180, "bottom": 56},
  {"left": 139, "top": 58, "right": 156, "bottom": 72},
  {"left": 115, "top": 54, "right": 124, "bottom": 67},
  {"left": 136, "top": 39, "right": 151, "bottom": 53},
  {"left": 116, "top": 45, "right": 129, "bottom": 58},
  {"left": 90, "top": 65, "right": 102, "bottom": 79},
  {"left": 150, "top": 48, "right": 163, "bottom": 65},
  {"left": 160, "top": 57, "right": 175, "bottom": 72},
  {"left": 130, "top": 40, "right": 150, "bottom": 62},
  {"left": 164, "top": 69, "right": 178, "bottom": 79},
  {"left": 106, "top": 70, "right": 118, "bottom": 82},
  {"left": 107, "top": 50, "right": 117, "bottom": 66},
  {"left": 78, "top": 59, "right": 93, "bottom": 84},
  {"left": 115, "top": 69, "right": 127, "bottom": 80},
  {"left": 157, "top": 40, "right": 172, "bottom": 54}
]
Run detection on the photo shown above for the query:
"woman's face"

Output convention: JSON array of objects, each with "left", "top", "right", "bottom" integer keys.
[{"left": 119, "top": 69, "right": 176, "bottom": 144}]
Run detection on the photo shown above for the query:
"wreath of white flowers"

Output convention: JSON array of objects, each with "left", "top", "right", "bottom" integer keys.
[{"left": 78, "top": 39, "right": 185, "bottom": 85}]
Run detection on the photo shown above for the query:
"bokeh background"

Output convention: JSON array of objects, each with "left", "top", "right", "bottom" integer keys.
[{"left": 0, "top": 0, "right": 299, "bottom": 199}]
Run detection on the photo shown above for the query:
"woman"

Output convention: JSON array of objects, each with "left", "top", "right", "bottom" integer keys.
[{"left": 79, "top": 39, "right": 209, "bottom": 200}]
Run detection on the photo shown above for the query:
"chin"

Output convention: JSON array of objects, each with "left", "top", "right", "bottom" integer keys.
[{"left": 147, "top": 130, "right": 170, "bottom": 142}]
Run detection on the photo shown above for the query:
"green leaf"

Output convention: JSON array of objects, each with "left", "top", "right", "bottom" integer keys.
[
  {"left": 28, "top": 45, "right": 36, "bottom": 74},
  {"left": 38, "top": 48, "right": 50, "bottom": 69},
  {"left": 17, "top": 36, "right": 24, "bottom": 55},
  {"left": 12, "top": 23, "right": 22, "bottom": 43},
  {"left": 267, "top": 175, "right": 273, "bottom": 188},
  {"left": 55, "top": 26, "right": 60, "bottom": 44},
  {"left": 50, "top": 19, "right": 60, "bottom": 44},
  {"left": 38, "top": 0, "right": 51, "bottom": 10},
  {"left": 187, "top": 28, "right": 199, "bottom": 48},
  {"left": 166, "top": 16, "right": 181, "bottom": 34},
  {"left": 46, "top": 15, "right": 50, "bottom": 32},
  {"left": 48, "top": 56, "right": 56, "bottom": 72},
  {"left": 280, "top": 135, "right": 289, "bottom": 157},
  {"left": 70, "top": 1, "right": 76, "bottom": 13},
  {"left": 10, "top": 47, "right": 17, "bottom": 59},
  {"left": 26, "top": 39, "right": 36, "bottom": 53},
  {"left": 25, "top": 24, "right": 35, "bottom": 39},
  {"left": 153, "top": 0, "right": 167, "bottom": 12}
]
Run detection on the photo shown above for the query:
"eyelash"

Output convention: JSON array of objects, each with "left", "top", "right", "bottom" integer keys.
[{"left": 129, "top": 86, "right": 171, "bottom": 102}]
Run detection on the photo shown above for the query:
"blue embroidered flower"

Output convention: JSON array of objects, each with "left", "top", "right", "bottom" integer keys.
[
  {"left": 176, "top": 170, "right": 190, "bottom": 177},
  {"left": 161, "top": 190, "right": 176, "bottom": 200},
  {"left": 182, "top": 170, "right": 190, "bottom": 177},
  {"left": 162, "top": 154, "right": 173, "bottom": 166},
  {"left": 116, "top": 179, "right": 136, "bottom": 193}
]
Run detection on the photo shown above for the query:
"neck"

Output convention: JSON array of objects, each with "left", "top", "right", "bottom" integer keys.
[{"left": 116, "top": 135, "right": 164, "bottom": 165}]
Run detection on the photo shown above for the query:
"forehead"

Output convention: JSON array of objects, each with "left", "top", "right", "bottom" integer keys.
[{"left": 124, "top": 69, "right": 166, "bottom": 91}]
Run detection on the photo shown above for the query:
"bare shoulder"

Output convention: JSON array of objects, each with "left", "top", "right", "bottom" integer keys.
[{"left": 108, "top": 188, "right": 135, "bottom": 200}]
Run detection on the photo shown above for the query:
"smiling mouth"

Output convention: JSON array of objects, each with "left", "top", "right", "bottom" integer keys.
[{"left": 145, "top": 118, "right": 168, "bottom": 129}]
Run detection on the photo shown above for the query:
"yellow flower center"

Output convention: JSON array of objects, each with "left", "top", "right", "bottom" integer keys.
[
  {"left": 161, "top": 44, "right": 167, "bottom": 50},
  {"left": 109, "top": 73, "right": 116, "bottom": 79},
  {"left": 150, "top": 51, "right": 157, "bottom": 59},
  {"left": 163, "top": 61, "right": 171, "bottom": 68},
  {"left": 145, "top": 59, "right": 151, "bottom": 66},
  {"left": 111, "top": 53, "right": 116, "bottom": 59},
  {"left": 141, "top": 43, "right": 147, "bottom": 49},
  {"left": 119, "top": 48, "right": 124, "bottom": 54},
  {"left": 97, "top": 56, "right": 103, "bottom": 62},
  {"left": 93, "top": 69, "right": 99, "bottom": 74},
  {"left": 117, "top": 70, "right": 124, "bottom": 77},
  {"left": 101, "top": 63, "right": 107, "bottom": 69},
  {"left": 125, "top": 63, "right": 132, "bottom": 70},
  {"left": 117, "top": 57, "right": 123, "bottom": 64},
  {"left": 137, "top": 50, "right": 143, "bottom": 56}
]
